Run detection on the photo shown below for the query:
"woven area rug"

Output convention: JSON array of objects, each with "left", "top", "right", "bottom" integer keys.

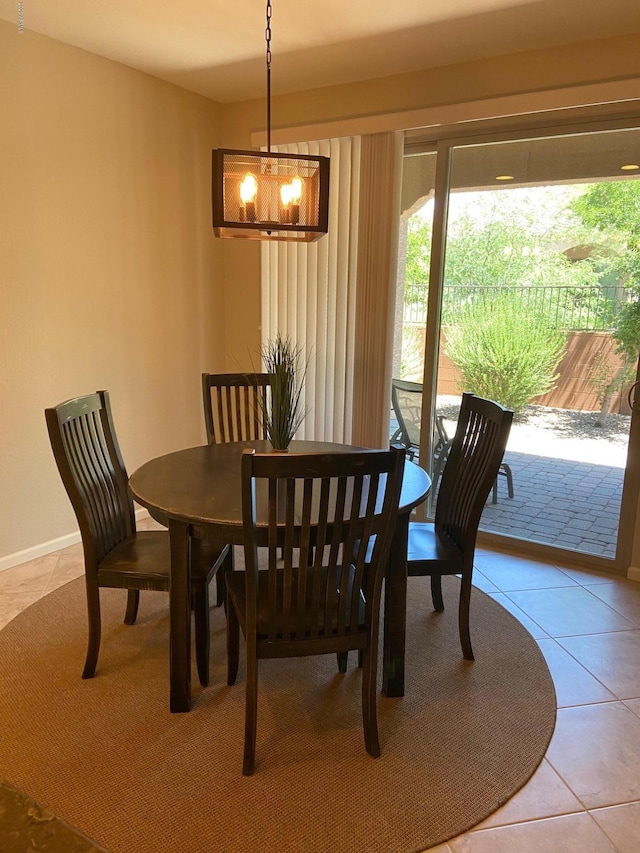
[{"left": 0, "top": 574, "right": 555, "bottom": 853}]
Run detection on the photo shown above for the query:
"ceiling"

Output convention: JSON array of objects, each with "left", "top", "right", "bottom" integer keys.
[{"left": 2, "top": 0, "right": 640, "bottom": 103}]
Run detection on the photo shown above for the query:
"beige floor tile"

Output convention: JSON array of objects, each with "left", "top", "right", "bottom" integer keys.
[
  {"left": 472, "top": 553, "right": 579, "bottom": 591},
  {"left": 506, "top": 586, "right": 635, "bottom": 637},
  {"left": 586, "top": 582, "right": 640, "bottom": 627},
  {"left": 135, "top": 514, "right": 165, "bottom": 531},
  {"left": 557, "top": 566, "right": 621, "bottom": 586},
  {"left": 557, "top": 631, "right": 640, "bottom": 700},
  {"left": 0, "top": 555, "right": 58, "bottom": 596},
  {"left": 623, "top": 698, "right": 640, "bottom": 718},
  {"left": 546, "top": 702, "right": 640, "bottom": 809},
  {"left": 487, "top": 592, "right": 549, "bottom": 639},
  {"left": 422, "top": 844, "right": 452, "bottom": 853},
  {"left": 476, "top": 759, "right": 583, "bottom": 829},
  {"left": 0, "top": 557, "right": 60, "bottom": 630},
  {"left": 590, "top": 802, "right": 640, "bottom": 853},
  {"left": 537, "top": 638, "right": 616, "bottom": 707},
  {"left": 59, "top": 541, "right": 83, "bottom": 556},
  {"left": 470, "top": 569, "right": 499, "bottom": 594},
  {"left": 44, "top": 554, "right": 85, "bottom": 592},
  {"left": 449, "top": 813, "right": 617, "bottom": 852}
]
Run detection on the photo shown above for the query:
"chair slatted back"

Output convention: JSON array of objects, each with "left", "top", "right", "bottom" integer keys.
[
  {"left": 391, "top": 378, "right": 423, "bottom": 450},
  {"left": 45, "top": 391, "right": 134, "bottom": 567},
  {"left": 241, "top": 448, "right": 405, "bottom": 644},
  {"left": 202, "top": 373, "right": 271, "bottom": 444},
  {"left": 435, "top": 393, "right": 513, "bottom": 552}
]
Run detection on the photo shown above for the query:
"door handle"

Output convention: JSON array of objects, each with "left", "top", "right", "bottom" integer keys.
[{"left": 627, "top": 380, "right": 640, "bottom": 412}]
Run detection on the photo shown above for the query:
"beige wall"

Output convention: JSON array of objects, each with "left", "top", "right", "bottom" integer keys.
[
  {"left": 0, "top": 21, "right": 224, "bottom": 561},
  {"left": 224, "top": 32, "right": 640, "bottom": 134}
]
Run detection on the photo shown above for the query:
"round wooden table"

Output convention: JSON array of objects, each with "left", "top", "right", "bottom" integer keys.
[{"left": 129, "top": 440, "right": 430, "bottom": 712}]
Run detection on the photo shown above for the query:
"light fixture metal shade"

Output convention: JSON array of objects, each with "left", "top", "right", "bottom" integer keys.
[{"left": 212, "top": 149, "right": 330, "bottom": 242}]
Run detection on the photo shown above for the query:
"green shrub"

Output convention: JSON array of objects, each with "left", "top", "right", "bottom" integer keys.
[{"left": 444, "top": 292, "right": 567, "bottom": 414}]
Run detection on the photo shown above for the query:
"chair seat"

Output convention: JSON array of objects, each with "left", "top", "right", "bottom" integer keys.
[
  {"left": 226, "top": 566, "right": 365, "bottom": 640},
  {"left": 407, "top": 522, "right": 463, "bottom": 574},
  {"left": 98, "top": 530, "right": 229, "bottom": 589}
]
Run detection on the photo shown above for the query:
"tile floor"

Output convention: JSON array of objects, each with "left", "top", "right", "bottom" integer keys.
[{"left": 1, "top": 527, "right": 640, "bottom": 853}]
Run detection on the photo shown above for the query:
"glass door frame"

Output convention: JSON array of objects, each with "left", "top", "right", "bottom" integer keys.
[{"left": 408, "top": 106, "right": 640, "bottom": 575}]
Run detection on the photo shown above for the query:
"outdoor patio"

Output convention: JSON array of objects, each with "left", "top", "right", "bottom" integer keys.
[
  {"left": 398, "top": 398, "right": 630, "bottom": 560},
  {"left": 480, "top": 449, "right": 623, "bottom": 558}
]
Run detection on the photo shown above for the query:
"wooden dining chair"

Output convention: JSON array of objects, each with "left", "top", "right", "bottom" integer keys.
[
  {"left": 201, "top": 372, "right": 271, "bottom": 444},
  {"left": 406, "top": 392, "right": 513, "bottom": 660},
  {"left": 45, "top": 391, "right": 231, "bottom": 685},
  {"left": 225, "top": 446, "right": 406, "bottom": 775}
]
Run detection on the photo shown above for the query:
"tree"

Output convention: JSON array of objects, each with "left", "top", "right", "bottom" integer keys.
[
  {"left": 405, "top": 187, "right": 602, "bottom": 319},
  {"left": 570, "top": 181, "right": 640, "bottom": 425}
]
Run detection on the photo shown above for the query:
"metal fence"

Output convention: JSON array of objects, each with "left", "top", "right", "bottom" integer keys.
[{"left": 403, "top": 284, "right": 627, "bottom": 331}]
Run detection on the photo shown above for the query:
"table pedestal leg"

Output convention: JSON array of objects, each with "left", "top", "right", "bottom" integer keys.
[
  {"left": 168, "top": 519, "right": 192, "bottom": 712},
  {"left": 382, "top": 512, "right": 409, "bottom": 697}
]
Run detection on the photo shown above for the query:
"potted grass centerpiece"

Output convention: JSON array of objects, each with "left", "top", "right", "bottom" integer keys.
[{"left": 260, "top": 333, "right": 307, "bottom": 451}]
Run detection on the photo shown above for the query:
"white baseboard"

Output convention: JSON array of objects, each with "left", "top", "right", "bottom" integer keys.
[
  {"left": 0, "top": 509, "right": 151, "bottom": 573},
  {"left": 627, "top": 566, "right": 640, "bottom": 583}
]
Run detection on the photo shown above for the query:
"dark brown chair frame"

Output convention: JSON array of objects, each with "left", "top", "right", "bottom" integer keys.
[
  {"left": 406, "top": 392, "right": 514, "bottom": 660},
  {"left": 225, "top": 446, "right": 405, "bottom": 775},
  {"left": 201, "top": 372, "right": 271, "bottom": 445},
  {"left": 45, "top": 391, "right": 230, "bottom": 685}
]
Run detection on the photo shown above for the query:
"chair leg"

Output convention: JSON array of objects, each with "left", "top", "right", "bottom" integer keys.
[
  {"left": 458, "top": 573, "right": 475, "bottom": 661},
  {"left": 226, "top": 597, "right": 240, "bottom": 686},
  {"left": 361, "top": 645, "right": 381, "bottom": 758},
  {"left": 243, "top": 647, "right": 258, "bottom": 776},
  {"left": 124, "top": 589, "right": 140, "bottom": 625},
  {"left": 337, "top": 651, "right": 348, "bottom": 673},
  {"left": 82, "top": 585, "right": 101, "bottom": 679},
  {"left": 216, "top": 547, "right": 234, "bottom": 607},
  {"left": 493, "top": 465, "right": 514, "bottom": 504},
  {"left": 430, "top": 575, "right": 444, "bottom": 612},
  {"left": 193, "top": 588, "right": 210, "bottom": 687},
  {"left": 502, "top": 463, "right": 514, "bottom": 498}
]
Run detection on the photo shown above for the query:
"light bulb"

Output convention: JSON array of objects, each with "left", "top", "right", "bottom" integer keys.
[
  {"left": 290, "top": 177, "right": 303, "bottom": 202},
  {"left": 239, "top": 173, "right": 258, "bottom": 204},
  {"left": 280, "top": 183, "right": 294, "bottom": 205}
]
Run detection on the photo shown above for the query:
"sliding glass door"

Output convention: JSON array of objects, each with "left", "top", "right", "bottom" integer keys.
[{"left": 394, "top": 117, "right": 640, "bottom": 571}]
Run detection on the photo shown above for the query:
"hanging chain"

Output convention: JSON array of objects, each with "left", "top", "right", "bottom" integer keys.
[
  {"left": 18, "top": 2, "right": 24, "bottom": 34},
  {"left": 265, "top": 0, "right": 272, "bottom": 151},
  {"left": 265, "top": 0, "right": 272, "bottom": 70}
]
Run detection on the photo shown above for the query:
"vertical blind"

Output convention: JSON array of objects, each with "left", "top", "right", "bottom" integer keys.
[
  {"left": 261, "top": 137, "right": 361, "bottom": 443},
  {"left": 352, "top": 131, "right": 404, "bottom": 448},
  {"left": 261, "top": 132, "right": 402, "bottom": 446}
]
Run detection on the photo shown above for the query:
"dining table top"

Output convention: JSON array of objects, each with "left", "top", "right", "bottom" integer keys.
[{"left": 128, "top": 439, "right": 430, "bottom": 538}]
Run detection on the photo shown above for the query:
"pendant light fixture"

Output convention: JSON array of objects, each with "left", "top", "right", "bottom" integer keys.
[{"left": 211, "top": 1, "right": 330, "bottom": 242}]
